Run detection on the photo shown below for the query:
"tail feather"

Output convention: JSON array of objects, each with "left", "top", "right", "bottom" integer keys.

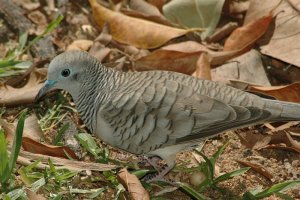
[{"left": 266, "top": 100, "right": 300, "bottom": 121}]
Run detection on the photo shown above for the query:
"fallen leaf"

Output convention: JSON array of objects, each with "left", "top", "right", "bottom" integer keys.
[
  {"left": 163, "top": 0, "right": 225, "bottom": 39},
  {"left": 192, "top": 53, "right": 211, "bottom": 80},
  {"left": 22, "top": 114, "right": 44, "bottom": 141},
  {"left": 89, "top": 42, "right": 111, "bottom": 62},
  {"left": 26, "top": 189, "right": 47, "bottom": 200},
  {"left": 134, "top": 50, "right": 202, "bottom": 74},
  {"left": 121, "top": 9, "right": 174, "bottom": 27},
  {"left": 89, "top": 0, "right": 193, "bottom": 49},
  {"left": 147, "top": 0, "right": 165, "bottom": 12},
  {"left": 269, "top": 131, "right": 300, "bottom": 151},
  {"left": 249, "top": 82, "right": 300, "bottom": 103},
  {"left": 0, "top": 68, "right": 46, "bottom": 107},
  {"left": 224, "top": 12, "right": 273, "bottom": 52},
  {"left": 134, "top": 41, "right": 246, "bottom": 74},
  {"left": 236, "top": 129, "right": 271, "bottom": 149},
  {"left": 129, "top": 0, "right": 163, "bottom": 17},
  {"left": 246, "top": 0, "right": 300, "bottom": 67},
  {"left": 236, "top": 159, "right": 273, "bottom": 181},
  {"left": 117, "top": 168, "right": 150, "bottom": 200},
  {"left": 66, "top": 39, "right": 93, "bottom": 51},
  {"left": 162, "top": 41, "right": 246, "bottom": 65},
  {"left": 22, "top": 137, "right": 78, "bottom": 159},
  {"left": 0, "top": 118, "right": 77, "bottom": 159},
  {"left": 211, "top": 50, "right": 271, "bottom": 86},
  {"left": 287, "top": 0, "right": 300, "bottom": 11}
]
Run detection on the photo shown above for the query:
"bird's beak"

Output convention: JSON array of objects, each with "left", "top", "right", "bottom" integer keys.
[{"left": 36, "top": 80, "right": 57, "bottom": 101}]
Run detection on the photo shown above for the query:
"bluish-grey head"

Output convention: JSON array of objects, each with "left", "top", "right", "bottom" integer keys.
[{"left": 37, "top": 51, "right": 99, "bottom": 100}]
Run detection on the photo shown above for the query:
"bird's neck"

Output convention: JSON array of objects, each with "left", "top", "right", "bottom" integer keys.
[{"left": 74, "top": 64, "right": 121, "bottom": 132}]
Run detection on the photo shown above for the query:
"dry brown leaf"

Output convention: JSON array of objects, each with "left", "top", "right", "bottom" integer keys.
[
  {"left": 66, "top": 39, "right": 93, "bottom": 51},
  {"left": 89, "top": 0, "right": 192, "bottom": 49},
  {"left": 129, "top": 0, "right": 162, "bottom": 16},
  {"left": 0, "top": 118, "right": 78, "bottom": 159},
  {"left": 246, "top": 0, "right": 300, "bottom": 67},
  {"left": 269, "top": 131, "right": 300, "bottom": 151},
  {"left": 0, "top": 68, "right": 46, "bottom": 107},
  {"left": 249, "top": 82, "right": 300, "bottom": 103},
  {"left": 192, "top": 53, "right": 211, "bottom": 80},
  {"left": 211, "top": 50, "right": 271, "bottom": 86},
  {"left": 26, "top": 189, "right": 47, "bottom": 200},
  {"left": 147, "top": 0, "right": 165, "bottom": 12},
  {"left": 117, "top": 168, "right": 150, "bottom": 200},
  {"left": 236, "top": 159, "right": 274, "bottom": 180},
  {"left": 22, "top": 114, "right": 44, "bottom": 141},
  {"left": 121, "top": 9, "right": 174, "bottom": 26},
  {"left": 287, "top": 0, "right": 300, "bottom": 11},
  {"left": 236, "top": 130, "right": 271, "bottom": 149},
  {"left": 224, "top": 12, "right": 273, "bottom": 52},
  {"left": 134, "top": 50, "right": 202, "bottom": 74},
  {"left": 22, "top": 137, "right": 78, "bottom": 159},
  {"left": 162, "top": 41, "right": 246, "bottom": 65},
  {"left": 134, "top": 41, "right": 245, "bottom": 74}
]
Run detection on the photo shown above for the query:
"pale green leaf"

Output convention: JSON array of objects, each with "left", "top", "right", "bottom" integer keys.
[{"left": 163, "top": 0, "right": 225, "bottom": 39}]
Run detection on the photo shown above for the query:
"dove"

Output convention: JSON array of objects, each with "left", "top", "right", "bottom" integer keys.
[{"left": 37, "top": 51, "right": 300, "bottom": 181}]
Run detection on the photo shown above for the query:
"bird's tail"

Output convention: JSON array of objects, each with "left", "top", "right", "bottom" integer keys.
[{"left": 265, "top": 99, "right": 300, "bottom": 121}]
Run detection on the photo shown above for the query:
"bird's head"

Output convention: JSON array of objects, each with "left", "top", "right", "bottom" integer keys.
[{"left": 36, "top": 51, "right": 99, "bottom": 100}]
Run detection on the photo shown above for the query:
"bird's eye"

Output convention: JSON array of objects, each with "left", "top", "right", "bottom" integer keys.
[{"left": 61, "top": 69, "right": 71, "bottom": 77}]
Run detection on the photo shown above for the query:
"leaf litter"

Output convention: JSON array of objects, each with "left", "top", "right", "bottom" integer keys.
[{"left": 0, "top": 0, "right": 300, "bottom": 199}]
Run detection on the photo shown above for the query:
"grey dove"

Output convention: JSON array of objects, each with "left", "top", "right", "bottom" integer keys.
[{"left": 37, "top": 51, "right": 300, "bottom": 181}]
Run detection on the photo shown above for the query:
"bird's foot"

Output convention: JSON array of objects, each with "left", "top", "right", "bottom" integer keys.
[
  {"left": 139, "top": 155, "right": 162, "bottom": 170},
  {"left": 142, "top": 164, "right": 173, "bottom": 183}
]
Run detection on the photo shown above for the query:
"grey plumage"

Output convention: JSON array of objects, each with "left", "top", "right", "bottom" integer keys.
[{"left": 38, "top": 51, "right": 300, "bottom": 180}]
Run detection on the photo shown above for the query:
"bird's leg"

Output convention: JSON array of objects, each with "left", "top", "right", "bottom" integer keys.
[
  {"left": 143, "top": 164, "right": 175, "bottom": 183},
  {"left": 142, "top": 156, "right": 176, "bottom": 183},
  {"left": 139, "top": 155, "right": 162, "bottom": 170}
]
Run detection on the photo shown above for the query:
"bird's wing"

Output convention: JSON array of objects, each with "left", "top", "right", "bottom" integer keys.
[{"left": 100, "top": 79, "right": 271, "bottom": 154}]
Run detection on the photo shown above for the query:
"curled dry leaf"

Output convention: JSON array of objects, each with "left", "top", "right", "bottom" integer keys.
[
  {"left": 211, "top": 50, "right": 271, "bottom": 86},
  {"left": 224, "top": 12, "right": 273, "bottom": 52},
  {"left": 261, "top": 131, "right": 300, "bottom": 153},
  {"left": 89, "top": 0, "right": 192, "bottom": 49},
  {"left": 134, "top": 41, "right": 244, "bottom": 74},
  {"left": 236, "top": 129, "right": 271, "bottom": 150},
  {"left": 192, "top": 53, "right": 211, "bottom": 80},
  {"left": 22, "top": 137, "right": 78, "bottom": 159},
  {"left": 236, "top": 160, "right": 273, "bottom": 181},
  {"left": 147, "top": 0, "right": 165, "bottom": 12},
  {"left": 134, "top": 50, "right": 202, "bottom": 74},
  {"left": 0, "top": 68, "right": 46, "bottom": 107},
  {"left": 247, "top": 0, "right": 300, "bottom": 67},
  {"left": 66, "top": 39, "right": 93, "bottom": 51},
  {"left": 117, "top": 168, "right": 150, "bottom": 200},
  {"left": 0, "top": 118, "right": 78, "bottom": 159},
  {"left": 26, "top": 189, "right": 47, "bottom": 200},
  {"left": 249, "top": 82, "right": 300, "bottom": 103}
]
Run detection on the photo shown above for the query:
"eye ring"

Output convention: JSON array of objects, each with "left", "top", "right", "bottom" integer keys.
[{"left": 61, "top": 69, "right": 71, "bottom": 77}]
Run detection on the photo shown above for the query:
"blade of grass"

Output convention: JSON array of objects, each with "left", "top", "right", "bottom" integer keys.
[
  {"left": 254, "top": 180, "right": 300, "bottom": 199},
  {"left": 52, "top": 123, "right": 69, "bottom": 145},
  {"left": 2, "top": 110, "right": 27, "bottom": 183},
  {"left": 194, "top": 150, "right": 214, "bottom": 181},
  {"left": 213, "top": 167, "right": 250, "bottom": 184},
  {"left": 177, "top": 182, "right": 210, "bottom": 200},
  {"left": 210, "top": 141, "right": 229, "bottom": 165},
  {"left": 22, "top": 15, "right": 64, "bottom": 54},
  {"left": 0, "top": 129, "right": 9, "bottom": 184}
]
